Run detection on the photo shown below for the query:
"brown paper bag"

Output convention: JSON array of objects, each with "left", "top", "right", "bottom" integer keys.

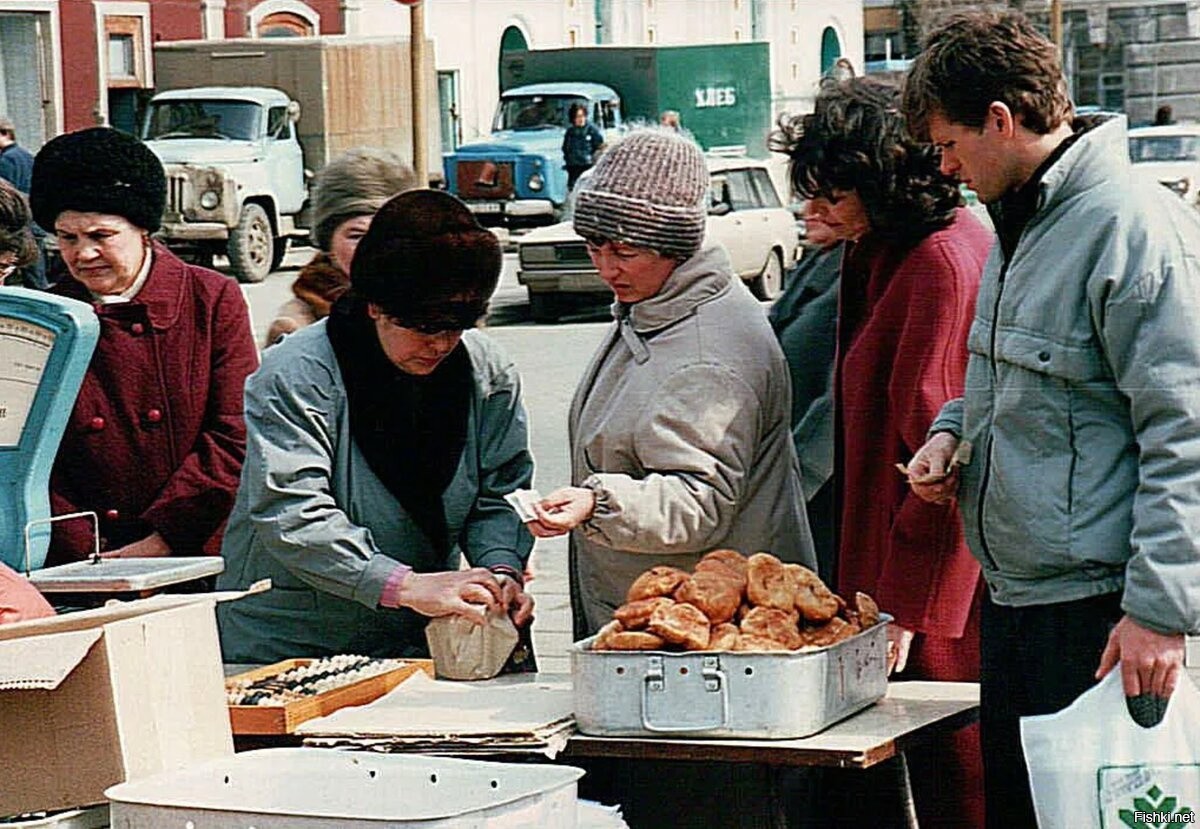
[{"left": 425, "top": 608, "right": 520, "bottom": 681}]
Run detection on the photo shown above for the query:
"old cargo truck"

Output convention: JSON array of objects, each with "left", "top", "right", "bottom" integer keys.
[
  {"left": 444, "top": 42, "right": 772, "bottom": 228},
  {"left": 147, "top": 37, "right": 439, "bottom": 282}
]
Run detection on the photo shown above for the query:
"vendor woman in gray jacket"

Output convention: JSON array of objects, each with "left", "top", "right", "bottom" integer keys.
[
  {"left": 218, "top": 190, "right": 535, "bottom": 663},
  {"left": 528, "top": 129, "right": 815, "bottom": 637}
]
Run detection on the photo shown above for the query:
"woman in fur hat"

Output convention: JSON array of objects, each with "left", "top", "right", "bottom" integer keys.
[
  {"left": 217, "top": 189, "right": 535, "bottom": 662},
  {"left": 265, "top": 148, "right": 417, "bottom": 346},
  {"left": 30, "top": 127, "right": 258, "bottom": 563}
]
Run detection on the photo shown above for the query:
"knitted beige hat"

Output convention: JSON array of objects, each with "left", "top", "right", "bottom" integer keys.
[
  {"left": 573, "top": 128, "right": 708, "bottom": 260},
  {"left": 311, "top": 147, "right": 417, "bottom": 251}
]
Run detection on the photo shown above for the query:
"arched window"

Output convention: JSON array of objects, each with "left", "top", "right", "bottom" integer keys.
[
  {"left": 259, "top": 12, "right": 312, "bottom": 37},
  {"left": 500, "top": 25, "right": 529, "bottom": 54},
  {"left": 820, "top": 26, "right": 843, "bottom": 75}
]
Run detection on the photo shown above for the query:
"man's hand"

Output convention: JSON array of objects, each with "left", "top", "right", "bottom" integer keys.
[
  {"left": 526, "top": 487, "right": 596, "bottom": 538},
  {"left": 395, "top": 568, "right": 502, "bottom": 624},
  {"left": 99, "top": 531, "right": 170, "bottom": 559},
  {"left": 494, "top": 573, "right": 535, "bottom": 627},
  {"left": 1096, "top": 614, "right": 1185, "bottom": 698},
  {"left": 906, "top": 432, "right": 961, "bottom": 504},
  {"left": 887, "top": 624, "right": 915, "bottom": 675}
]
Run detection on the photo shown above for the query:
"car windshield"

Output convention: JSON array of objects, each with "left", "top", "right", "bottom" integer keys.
[
  {"left": 495, "top": 95, "right": 589, "bottom": 131},
  {"left": 143, "top": 100, "right": 262, "bottom": 141},
  {"left": 1129, "top": 135, "right": 1200, "bottom": 163}
]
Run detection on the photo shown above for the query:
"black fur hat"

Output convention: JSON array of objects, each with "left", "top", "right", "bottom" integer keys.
[
  {"left": 30, "top": 127, "right": 166, "bottom": 232},
  {"left": 350, "top": 190, "right": 501, "bottom": 326}
]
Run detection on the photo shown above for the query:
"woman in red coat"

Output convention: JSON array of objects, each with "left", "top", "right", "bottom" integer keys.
[
  {"left": 29, "top": 127, "right": 258, "bottom": 562},
  {"left": 774, "top": 79, "right": 992, "bottom": 826}
]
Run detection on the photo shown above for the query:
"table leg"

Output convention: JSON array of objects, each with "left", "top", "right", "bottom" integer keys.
[{"left": 895, "top": 751, "right": 920, "bottom": 829}]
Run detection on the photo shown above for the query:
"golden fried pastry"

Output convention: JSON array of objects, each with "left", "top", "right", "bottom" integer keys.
[
  {"left": 626, "top": 566, "right": 690, "bottom": 603},
  {"left": 735, "top": 602, "right": 755, "bottom": 624},
  {"left": 746, "top": 553, "right": 794, "bottom": 611},
  {"left": 800, "top": 617, "right": 860, "bottom": 648},
  {"left": 700, "top": 549, "right": 749, "bottom": 578},
  {"left": 855, "top": 592, "right": 881, "bottom": 628},
  {"left": 647, "top": 602, "right": 711, "bottom": 651},
  {"left": 674, "top": 570, "right": 743, "bottom": 624},
  {"left": 614, "top": 596, "right": 676, "bottom": 630},
  {"left": 708, "top": 622, "right": 740, "bottom": 651},
  {"left": 786, "top": 564, "right": 842, "bottom": 622},
  {"left": 694, "top": 557, "right": 747, "bottom": 589},
  {"left": 740, "top": 606, "right": 803, "bottom": 650},
  {"left": 606, "top": 630, "right": 668, "bottom": 650},
  {"left": 593, "top": 620, "right": 624, "bottom": 650},
  {"left": 734, "top": 634, "right": 792, "bottom": 652}
]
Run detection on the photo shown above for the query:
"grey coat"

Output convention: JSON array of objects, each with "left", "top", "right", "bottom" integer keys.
[
  {"left": 569, "top": 243, "right": 816, "bottom": 636},
  {"left": 931, "top": 116, "right": 1200, "bottom": 635},
  {"left": 217, "top": 322, "right": 535, "bottom": 662}
]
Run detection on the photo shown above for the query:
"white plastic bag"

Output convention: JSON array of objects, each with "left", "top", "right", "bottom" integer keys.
[{"left": 1021, "top": 668, "right": 1200, "bottom": 828}]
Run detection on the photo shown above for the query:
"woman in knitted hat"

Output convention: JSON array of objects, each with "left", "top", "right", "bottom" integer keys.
[
  {"left": 31, "top": 127, "right": 258, "bottom": 563},
  {"left": 774, "top": 77, "right": 990, "bottom": 827},
  {"left": 265, "top": 147, "right": 417, "bottom": 346},
  {"left": 527, "top": 127, "right": 815, "bottom": 629},
  {"left": 217, "top": 189, "right": 535, "bottom": 662}
]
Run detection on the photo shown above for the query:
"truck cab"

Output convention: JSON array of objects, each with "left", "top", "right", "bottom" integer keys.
[
  {"left": 142, "top": 86, "right": 304, "bottom": 283},
  {"left": 443, "top": 82, "right": 621, "bottom": 228}
]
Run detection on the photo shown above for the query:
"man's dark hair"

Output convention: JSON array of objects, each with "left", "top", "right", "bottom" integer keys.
[
  {"left": 568, "top": 102, "right": 587, "bottom": 121},
  {"left": 1154, "top": 104, "right": 1175, "bottom": 126},
  {"left": 771, "top": 78, "right": 961, "bottom": 248},
  {"left": 902, "top": 11, "right": 1072, "bottom": 141}
]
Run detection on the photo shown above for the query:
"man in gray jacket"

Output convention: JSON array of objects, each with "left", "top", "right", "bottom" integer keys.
[{"left": 902, "top": 12, "right": 1200, "bottom": 827}]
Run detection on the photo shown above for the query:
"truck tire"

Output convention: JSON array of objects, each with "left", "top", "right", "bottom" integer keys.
[
  {"left": 226, "top": 203, "right": 274, "bottom": 284},
  {"left": 750, "top": 250, "right": 784, "bottom": 301},
  {"left": 270, "top": 237, "right": 289, "bottom": 272},
  {"left": 529, "top": 292, "right": 563, "bottom": 324}
]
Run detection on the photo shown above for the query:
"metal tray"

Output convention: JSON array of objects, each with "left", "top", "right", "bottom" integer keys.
[{"left": 571, "top": 615, "right": 890, "bottom": 739}]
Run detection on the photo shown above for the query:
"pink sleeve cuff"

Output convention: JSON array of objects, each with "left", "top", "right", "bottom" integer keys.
[{"left": 379, "top": 563, "right": 413, "bottom": 609}]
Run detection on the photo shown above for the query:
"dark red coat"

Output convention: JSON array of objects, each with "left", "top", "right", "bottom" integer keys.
[
  {"left": 46, "top": 243, "right": 258, "bottom": 562},
  {"left": 835, "top": 209, "right": 991, "bottom": 639}
]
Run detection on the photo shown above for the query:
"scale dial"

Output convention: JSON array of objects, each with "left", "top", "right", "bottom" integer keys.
[{"left": 0, "top": 315, "right": 56, "bottom": 447}]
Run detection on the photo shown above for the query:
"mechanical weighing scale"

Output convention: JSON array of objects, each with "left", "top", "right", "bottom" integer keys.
[{"left": 0, "top": 287, "right": 223, "bottom": 594}]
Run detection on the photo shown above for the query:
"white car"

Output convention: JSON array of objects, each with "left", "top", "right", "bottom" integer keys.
[
  {"left": 516, "top": 156, "right": 800, "bottom": 322},
  {"left": 1128, "top": 123, "right": 1200, "bottom": 206}
]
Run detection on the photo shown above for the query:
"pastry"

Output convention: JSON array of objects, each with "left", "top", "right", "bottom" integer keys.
[
  {"left": 734, "top": 634, "right": 792, "bottom": 652},
  {"left": 746, "top": 552, "right": 794, "bottom": 611},
  {"left": 647, "top": 601, "right": 711, "bottom": 651},
  {"left": 855, "top": 592, "right": 881, "bottom": 628},
  {"left": 708, "top": 622, "right": 740, "bottom": 651},
  {"left": 614, "top": 596, "right": 676, "bottom": 630},
  {"left": 674, "top": 569, "right": 743, "bottom": 624},
  {"left": 626, "top": 565, "right": 690, "bottom": 603},
  {"left": 786, "top": 564, "right": 841, "bottom": 622},
  {"left": 699, "top": 549, "right": 749, "bottom": 578},
  {"left": 605, "top": 630, "right": 668, "bottom": 650},
  {"left": 740, "top": 606, "right": 803, "bottom": 649}
]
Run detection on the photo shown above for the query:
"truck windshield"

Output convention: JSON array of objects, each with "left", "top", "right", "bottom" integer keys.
[
  {"left": 1129, "top": 135, "right": 1200, "bottom": 162},
  {"left": 143, "top": 100, "right": 262, "bottom": 142},
  {"left": 495, "top": 96, "right": 589, "bottom": 131}
]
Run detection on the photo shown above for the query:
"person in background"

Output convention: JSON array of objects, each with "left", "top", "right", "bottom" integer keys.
[
  {"left": 218, "top": 190, "right": 535, "bottom": 663},
  {"left": 0, "top": 179, "right": 37, "bottom": 287},
  {"left": 774, "top": 78, "right": 991, "bottom": 827},
  {"left": 1153, "top": 103, "right": 1175, "bottom": 125},
  {"left": 562, "top": 102, "right": 604, "bottom": 191},
  {"left": 0, "top": 118, "right": 48, "bottom": 289},
  {"left": 902, "top": 13, "right": 1200, "bottom": 826},
  {"left": 767, "top": 204, "right": 842, "bottom": 580},
  {"left": 266, "top": 148, "right": 417, "bottom": 346},
  {"left": 30, "top": 127, "right": 258, "bottom": 563},
  {"left": 659, "top": 109, "right": 682, "bottom": 131}
]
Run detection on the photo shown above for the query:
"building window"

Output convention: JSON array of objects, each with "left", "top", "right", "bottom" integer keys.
[
  {"left": 103, "top": 15, "right": 146, "bottom": 88},
  {"left": 791, "top": 63, "right": 798, "bottom": 80},
  {"left": 734, "top": 27, "right": 742, "bottom": 41},
  {"left": 790, "top": 28, "right": 798, "bottom": 45},
  {"left": 647, "top": 26, "right": 656, "bottom": 43},
  {"left": 258, "top": 11, "right": 313, "bottom": 37},
  {"left": 569, "top": 26, "right": 580, "bottom": 45}
]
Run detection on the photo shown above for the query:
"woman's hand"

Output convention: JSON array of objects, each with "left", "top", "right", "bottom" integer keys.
[
  {"left": 905, "top": 432, "right": 961, "bottom": 504},
  {"left": 395, "top": 567, "right": 503, "bottom": 624},
  {"left": 887, "top": 624, "right": 916, "bottom": 675},
  {"left": 526, "top": 487, "right": 596, "bottom": 538},
  {"left": 495, "top": 573, "right": 535, "bottom": 627},
  {"left": 100, "top": 532, "right": 170, "bottom": 559}
]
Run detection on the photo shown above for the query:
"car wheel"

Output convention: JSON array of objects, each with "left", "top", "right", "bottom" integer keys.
[
  {"left": 529, "top": 292, "right": 562, "bottom": 324},
  {"left": 751, "top": 249, "right": 784, "bottom": 300},
  {"left": 226, "top": 203, "right": 274, "bottom": 284}
]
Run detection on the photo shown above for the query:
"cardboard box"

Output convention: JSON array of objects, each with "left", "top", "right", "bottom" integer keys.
[{"left": 0, "top": 593, "right": 237, "bottom": 816}]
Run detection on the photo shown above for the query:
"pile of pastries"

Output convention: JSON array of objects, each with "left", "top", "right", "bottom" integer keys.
[{"left": 593, "top": 550, "right": 882, "bottom": 652}]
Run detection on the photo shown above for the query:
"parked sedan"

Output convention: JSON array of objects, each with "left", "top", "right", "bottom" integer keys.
[
  {"left": 1128, "top": 123, "right": 1200, "bottom": 206},
  {"left": 517, "top": 156, "right": 800, "bottom": 322}
]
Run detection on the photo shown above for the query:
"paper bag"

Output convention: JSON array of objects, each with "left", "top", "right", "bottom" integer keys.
[
  {"left": 1021, "top": 668, "right": 1200, "bottom": 828},
  {"left": 425, "top": 609, "right": 520, "bottom": 681}
]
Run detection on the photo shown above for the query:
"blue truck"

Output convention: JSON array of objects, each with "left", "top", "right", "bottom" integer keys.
[{"left": 444, "top": 43, "right": 773, "bottom": 227}]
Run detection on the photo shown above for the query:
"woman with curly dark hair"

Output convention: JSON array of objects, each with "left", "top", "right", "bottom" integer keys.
[
  {"left": 773, "top": 78, "right": 991, "bottom": 827},
  {"left": 0, "top": 179, "right": 37, "bottom": 286}
]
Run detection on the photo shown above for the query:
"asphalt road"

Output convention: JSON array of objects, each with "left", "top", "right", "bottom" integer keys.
[{"left": 238, "top": 246, "right": 611, "bottom": 671}]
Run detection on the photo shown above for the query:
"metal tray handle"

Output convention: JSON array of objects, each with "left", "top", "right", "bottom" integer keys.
[{"left": 640, "top": 655, "right": 730, "bottom": 733}]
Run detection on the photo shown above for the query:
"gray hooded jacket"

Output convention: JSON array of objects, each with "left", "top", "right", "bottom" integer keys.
[
  {"left": 931, "top": 116, "right": 1200, "bottom": 635},
  {"left": 569, "top": 243, "right": 816, "bottom": 636}
]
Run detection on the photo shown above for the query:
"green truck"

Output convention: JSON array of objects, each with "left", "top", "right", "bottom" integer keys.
[{"left": 443, "top": 42, "right": 773, "bottom": 227}]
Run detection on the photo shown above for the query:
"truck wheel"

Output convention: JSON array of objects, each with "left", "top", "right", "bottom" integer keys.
[
  {"left": 226, "top": 203, "right": 274, "bottom": 284},
  {"left": 529, "top": 292, "right": 563, "bottom": 324},
  {"left": 751, "top": 250, "right": 784, "bottom": 301},
  {"left": 270, "top": 237, "right": 290, "bottom": 272}
]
